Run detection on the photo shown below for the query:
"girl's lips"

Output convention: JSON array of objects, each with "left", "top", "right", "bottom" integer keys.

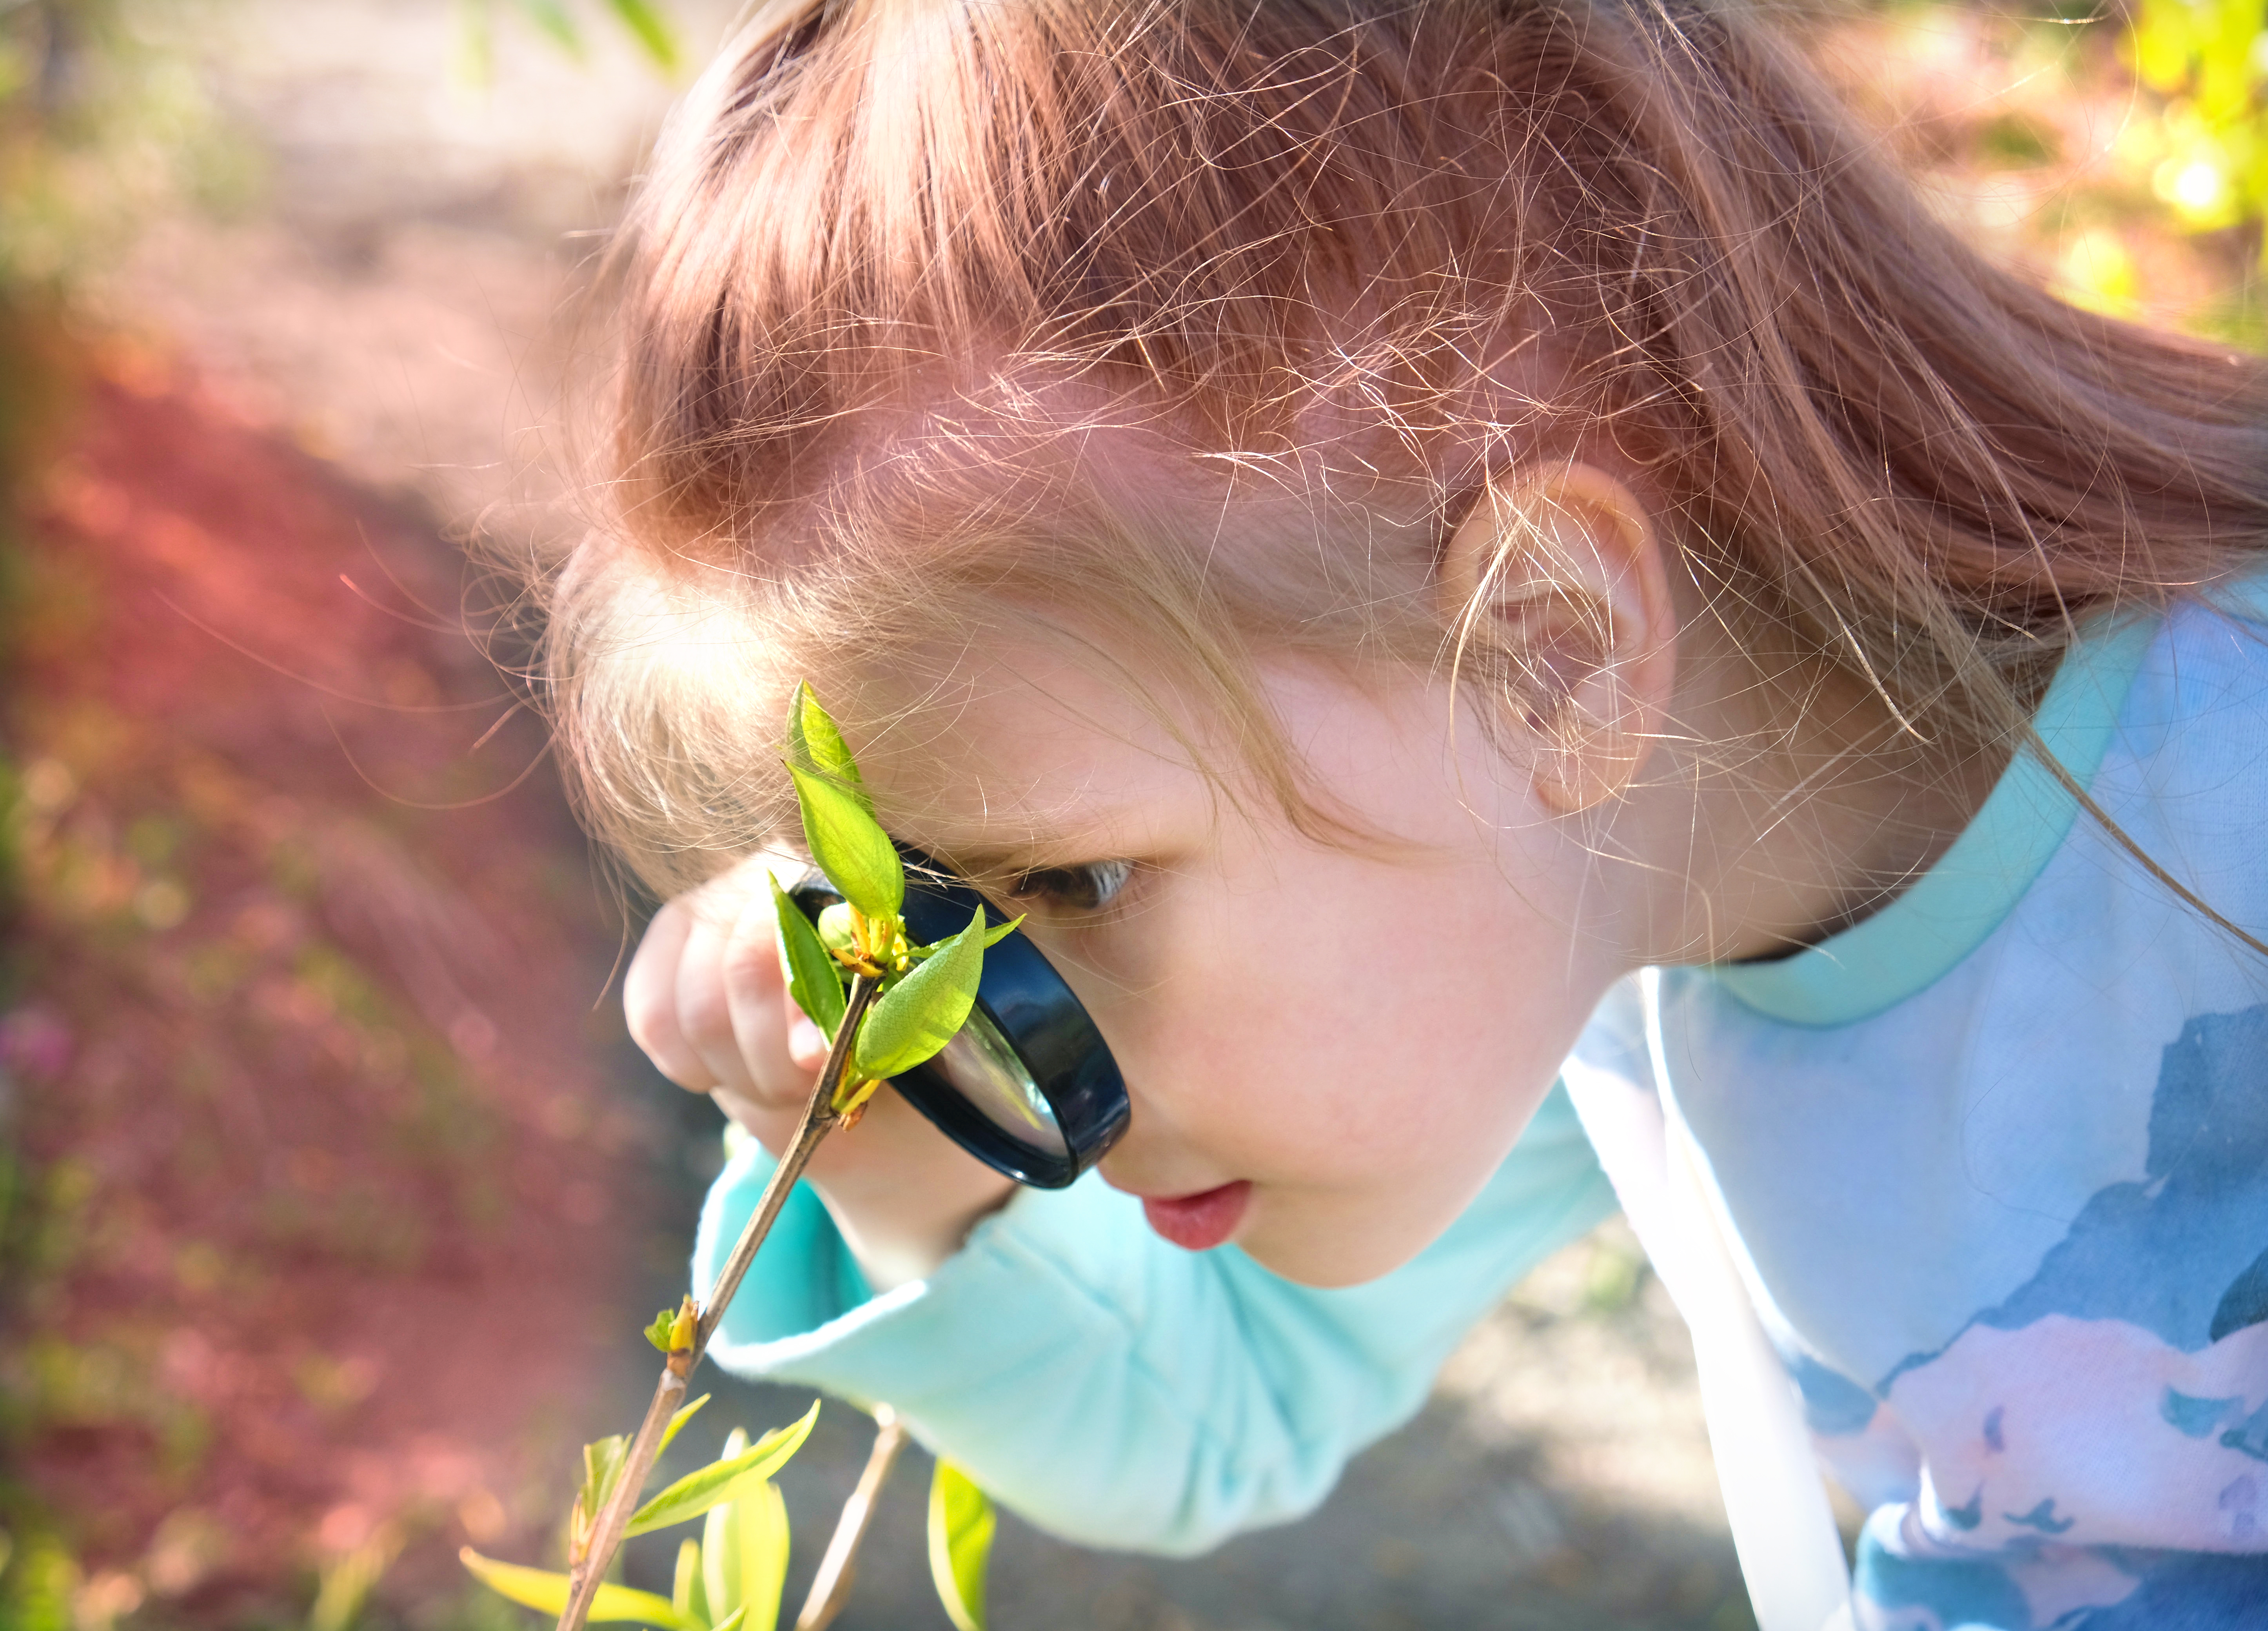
[{"left": 1139, "top": 1180, "right": 1252, "bottom": 1251}]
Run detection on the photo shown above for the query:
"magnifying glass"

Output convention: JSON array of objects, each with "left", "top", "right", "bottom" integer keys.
[{"left": 788, "top": 863, "right": 1130, "bottom": 1189}]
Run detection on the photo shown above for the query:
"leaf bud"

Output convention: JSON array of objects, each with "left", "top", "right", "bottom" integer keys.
[{"left": 816, "top": 902, "right": 857, "bottom": 954}]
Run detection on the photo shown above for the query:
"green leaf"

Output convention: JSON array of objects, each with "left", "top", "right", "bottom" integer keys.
[
  {"left": 785, "top": 682, "right": 866, "bottom": 801},
  {"left": 672, "top": 1537, "right": 704, "bottom": 1626},
  {"left": 580, "top": 1433, "right": 630, "bottom": 1526},
  {"left": 657, "top": 1393, "right": 711, "bottom": 1459},
  {"left": 458, "top": 1549, "right": 704, "bottom": 1630},
  {"left": 770, "top": 877, "right": 847, "bottom": 1039},
  {"left": 783, "top": 682, "right": 899, "bottom": 919},
  {"left": 927, "top": 1461, "right": 995, "bottom": 1631},
  {"left": 455, "top": 0, "right": 496, "bottom": 85},
  {"left": 509, "top": 0, "right": 585, "bottom": 56},
  {"left": 854, "top": 909, "right": 985, "bottom": 1081},
  {"left": 625, "top": 1402, "right": 819, "bottom": 1538},
  {"left": 710, "top": 1610, "right": 749, "bottom": 1631},
  {"left": 644, "top": 1308, "right": 677, "bottom": 1353},
  {"left": 310, "top": 1527, "right": 399, "bottom": 1631},
  {"left": 703, "top": 1463, "right": 788, "bottom": 1631},
  {"left": 605, "top": 0, "right": 681, "bottom": 71},
  {"left": 981, "top": 916, "right": 1024, "bottom": 950},
  {"left": 786, "top": 763, "right": 903, "bottom": 921},
  {"left": 697, "top": 1429, "right": 746, "bottom": 1621},
  {"left": 906, "top": 914, "right": 1019, "bottom": 959}
]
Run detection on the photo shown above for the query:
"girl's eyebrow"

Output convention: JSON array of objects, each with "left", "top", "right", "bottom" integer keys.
[
  {"left": 926, "top": 835, "right": 1088, "bottom": 875},
  {"left": 769, "top": 816, "right": 1120, "bottom": 882},
  {"left": 908, "top": 819, "right": 1127, "bottom": 879}
]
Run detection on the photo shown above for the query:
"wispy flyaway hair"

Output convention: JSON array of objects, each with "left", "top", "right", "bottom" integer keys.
[{"left": 543, "top": 0, "right": 2268, "bottom": 899}]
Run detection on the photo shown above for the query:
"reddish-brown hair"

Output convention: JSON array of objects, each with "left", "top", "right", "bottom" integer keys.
[{"left": 543, "top": 0, "right": 2268, "bottom": 900}]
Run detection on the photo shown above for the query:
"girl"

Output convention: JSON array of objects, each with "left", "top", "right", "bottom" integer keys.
[{"left": 563, "top": 2, "right": 2268, "bottom": 1624}]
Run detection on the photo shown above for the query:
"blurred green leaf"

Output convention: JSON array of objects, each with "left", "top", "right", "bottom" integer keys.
[
  {"left": 771, "top": 876, "right": 847, "bottom": 1039},
  {"left": 702, "top": 1460, "right": 788, "bottom": 1631},
  {"left": 695, "top": 1428, "right": 747, "bottom": 1619},
  {"left": 459, "top": 1549, "right": 703, "bottom": 1629},
  {"left": 672, "top": 1537, "right": 705, "bottom": 1627},
  {"left": 310, "top": 1524, "right": 401, "bottom": 1631},
  {"left": 457, "top": 0, "right": 678, "bottom": 82},
  {"left": 927, "top": 1461, "right": 995, "bottom": 1631},
  {"left": 4, "top": 1532, "right": 76, "bottom": 1631},
  {"left": 625, "top": 1402, "right": 819, "bottom": 1539},
  {"left": 644, "top": 1308, "right": 677, "bottom": 1353},
  {"left": 657, "top": 1393, "right": 711, "bottom": 1458},
  {"left": 605, "top": 0, "right": 683, "bottom": 72},
  {"left": 512, "top": 0, "right": 587, "bottom": 56},
  {"left": 854, "top": 909, "right": 985, "bottom": 1081},
  {"left": 787, "top": 763, "right": 902, "bottom": 921},
  {"left": 1975, "top": 112, "right": 2057, "bottom": 169},
  {"left": 2125, "top": 0, "right": 2268, "bottom": 240},
  {"left": 580, "top": 1433, "right": 630, "bottom": 1530},
  {"left": 456, "top": 0, "right": 498, "bottom": 84}
]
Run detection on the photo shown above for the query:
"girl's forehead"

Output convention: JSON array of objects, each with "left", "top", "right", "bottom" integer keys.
[
  {"left": 843, "top": 640, "right": 1184, "bottom": 790},
  {"left": 825, "top": 638, "right": 1426, "bottom": 876},
  {"left": 749, "top": 377, "right": 1458, "bottom": 870},
  {"left": 827, "top": 643, "right": 1210, "bottom": 867}
]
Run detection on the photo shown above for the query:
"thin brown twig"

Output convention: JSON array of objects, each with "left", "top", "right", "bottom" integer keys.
[
  {"left": 553, "top": 976, "right": 881, "bottom": 1631},
  {"left": 699, "top": 976, "right": 879, "bottom": 1348},
  {"left": 794, "top": 1408, "right": 910, "bottom": 1631}
]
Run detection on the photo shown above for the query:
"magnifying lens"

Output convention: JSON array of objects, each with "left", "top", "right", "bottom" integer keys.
[{"left": 788, "top": 863, "right": 1130, "bottom": 1188}]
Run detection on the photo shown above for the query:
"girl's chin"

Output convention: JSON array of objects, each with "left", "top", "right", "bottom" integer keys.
[
  {"left": 1235, "top": 1201, "right": 1434, "bottom": 1290},
  {"left": 1133, "top": 1183, "right": 1427, "bottom": 1286},
  {"left": 1139, "top": 1179, "right": 1252, "bottom": 1250}
]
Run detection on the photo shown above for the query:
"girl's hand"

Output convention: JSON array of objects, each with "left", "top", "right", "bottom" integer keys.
[{"left": 624, "top": 858, "right": 1017, "bottom": 1290}]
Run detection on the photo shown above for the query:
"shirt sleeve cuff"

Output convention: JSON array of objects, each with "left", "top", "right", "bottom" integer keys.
[{"left": 689, "top": 1136, "right": 1134, "bottom": 1408}]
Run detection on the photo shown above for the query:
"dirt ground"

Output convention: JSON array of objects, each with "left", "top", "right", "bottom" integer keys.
[
  {"left": 3, "top": 341, "right": 669, "bottom": 1627},
  {"left": 23, "top": 1, "right": 2218, "bottom": 1625}
]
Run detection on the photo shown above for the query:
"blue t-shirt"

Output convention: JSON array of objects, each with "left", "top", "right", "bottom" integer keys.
[{"left": 693, "top": 581, "right": 2268, "bottom": 1627}]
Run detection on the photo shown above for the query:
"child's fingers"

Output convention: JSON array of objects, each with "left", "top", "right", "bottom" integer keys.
[
  {"left": 672, "top": 899, "right": 758, "bottom": 1097},
  {"left": 784, "top": 1010, "right": 832, "bottom": 1072},
  {"left": 718, "top": 883, "right": 819, "bottom": 1104},
  {"left": 624, "top": 898, "right": 715, "bottom": 1092}
]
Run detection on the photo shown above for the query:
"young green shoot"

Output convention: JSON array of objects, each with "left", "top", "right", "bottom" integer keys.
[{"left": 541, "top": 683, "right": 1010, "bottom": 1631}]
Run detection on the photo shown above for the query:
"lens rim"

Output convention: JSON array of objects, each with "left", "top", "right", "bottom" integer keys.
[{"left": 788, "top": 864, "right": 1130, "bottom": 1188}]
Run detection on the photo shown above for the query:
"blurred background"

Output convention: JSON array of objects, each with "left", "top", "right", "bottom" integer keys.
[{"left": 0, "top": 2, "right": 2260, "bottom": 1627}]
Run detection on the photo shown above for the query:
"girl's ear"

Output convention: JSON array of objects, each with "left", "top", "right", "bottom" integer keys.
[{"left": 1441, "top": 463, "right": 1679, "bottom": 813}]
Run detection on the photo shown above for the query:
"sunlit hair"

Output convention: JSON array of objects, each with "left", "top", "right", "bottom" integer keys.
[{"left": 541, "top": 0, "right": 2268, "bottom": 907}]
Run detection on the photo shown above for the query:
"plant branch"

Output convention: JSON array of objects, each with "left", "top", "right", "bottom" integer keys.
[
  {"left": 794, "top": 1406, "right": 909, "bottom": 1631},
  {"left": 553, "top": 975, "right": 881, "bottom": 1631}
]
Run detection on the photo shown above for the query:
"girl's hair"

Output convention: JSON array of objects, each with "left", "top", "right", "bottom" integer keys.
[{"left": 543, "top": 0, "right": 2268, "bottom": 906}]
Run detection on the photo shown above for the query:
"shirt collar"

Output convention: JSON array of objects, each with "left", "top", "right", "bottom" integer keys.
[{"left": 1705, "top": 606, "right": 2163, "bottom": 1028}]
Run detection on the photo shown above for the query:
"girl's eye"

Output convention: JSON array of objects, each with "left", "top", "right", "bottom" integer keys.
[{"left": 1006, "top": 859, "right": 1134, "bottom": 914}]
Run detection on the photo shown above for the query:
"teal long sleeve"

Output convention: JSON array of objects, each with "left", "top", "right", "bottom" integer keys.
[{"left": 691, "top": 1083, "right": 1615, "bottom": 1556}]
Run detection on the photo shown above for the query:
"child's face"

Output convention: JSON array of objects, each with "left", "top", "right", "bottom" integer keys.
[{"left": 852, "top": 643, "right": 1625, "bottom": 1288}]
